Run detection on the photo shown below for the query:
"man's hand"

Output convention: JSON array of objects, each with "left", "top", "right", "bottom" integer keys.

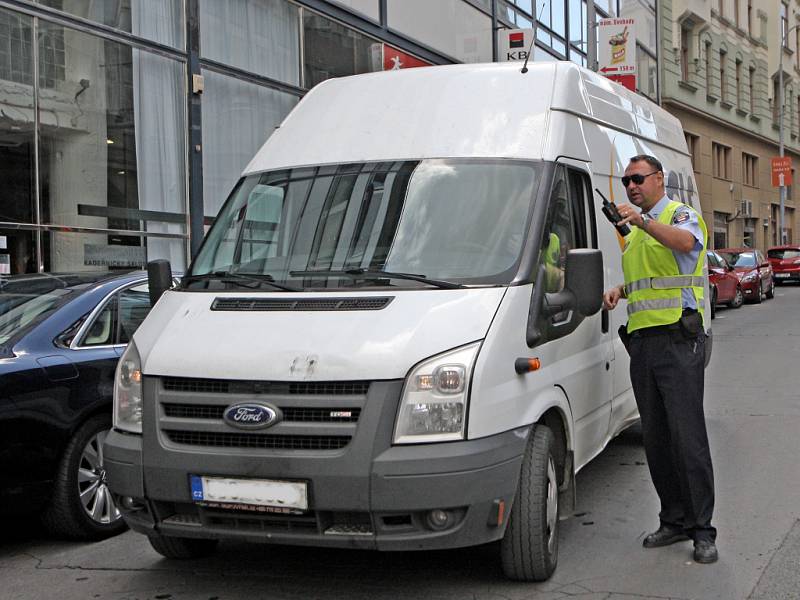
[
  {"left": 615, "top": 203, "right": 696, "bottom": 253},
  {"left": 616, "top": 203, "right": 645, "bottom": 229},
  {"left": 603, "top": 285, "right": 624, "bottom": 310}
]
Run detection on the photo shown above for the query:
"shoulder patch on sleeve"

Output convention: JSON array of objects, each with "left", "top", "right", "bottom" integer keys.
[{"left": 672, "top": 209, "right": 691, "bottom": 224}]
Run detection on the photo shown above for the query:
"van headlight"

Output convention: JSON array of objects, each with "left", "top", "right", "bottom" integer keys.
[
  {"left": 393, "top": 342, "right": 481, "bottom": 444},
  {"left": 114, "top": 340, "right": 143, "bottom": 434}
]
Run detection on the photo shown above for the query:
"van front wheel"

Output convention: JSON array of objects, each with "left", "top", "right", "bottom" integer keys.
[
  {"left": 148, "top": 534, "right": 219, "bottom": 559},
  {"left": 500, "top": 424, "right": 559, "bottom": 581}
]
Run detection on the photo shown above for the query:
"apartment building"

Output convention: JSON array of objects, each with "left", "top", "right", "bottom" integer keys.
[{"left": 661, "top": 0, "right": 798, "bottom": 249}]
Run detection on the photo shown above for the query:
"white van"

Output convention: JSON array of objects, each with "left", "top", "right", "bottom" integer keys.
[{"left": 105, "top": 61, "right": 708, "bottom": 581}]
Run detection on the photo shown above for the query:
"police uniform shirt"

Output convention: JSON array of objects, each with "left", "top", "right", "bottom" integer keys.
[{"left": 643, "top": 196, "right": 705, "bottom": 310}]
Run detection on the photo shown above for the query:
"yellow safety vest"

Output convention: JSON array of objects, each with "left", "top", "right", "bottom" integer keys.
[{"left": 622, "top": 201, "right": 708, "bottom": 333}]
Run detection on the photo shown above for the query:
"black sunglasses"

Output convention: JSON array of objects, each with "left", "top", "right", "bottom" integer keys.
[{"left": 621, "top": 171, "right": 660, "bottom": 187}]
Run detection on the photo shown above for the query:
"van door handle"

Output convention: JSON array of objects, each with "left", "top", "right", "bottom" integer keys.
[{"left": 601, "top": 309, "right": 609, "bottom": 333}]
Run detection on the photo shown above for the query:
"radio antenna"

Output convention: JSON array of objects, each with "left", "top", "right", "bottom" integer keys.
[{"left": 521, "top": 2, "right": 547, "bottom": 74}]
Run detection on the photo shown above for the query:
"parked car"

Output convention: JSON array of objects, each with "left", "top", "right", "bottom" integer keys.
[
  {"left": 767, "top": 245, "right": 800, "bottom": 284},
  {"left": 0, "top": 271, "right": 159, "bottom": 540},
  {"left": 706, "top": 250, "right": 743, "bottom": 317},
  {"left": 716, "top": 248, "right": 774, "bottom": 303}
]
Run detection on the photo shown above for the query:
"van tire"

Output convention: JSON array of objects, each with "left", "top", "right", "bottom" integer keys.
[
  {"left": 148, "top": 534, "right": 219, "bottom": 559},
  {"left": 41, "top": 414, "right": 127, "bottom": 540},
  {"left": 500, "top": 424, "right": 559, "bottom": 581}
]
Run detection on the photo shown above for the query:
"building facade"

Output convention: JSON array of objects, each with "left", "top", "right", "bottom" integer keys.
[
  {"left": 1, "top": 0, "right": 642, "bottom": 275},
  {"left": 661, "top": 0, "right": 799, "bottom": 250}
]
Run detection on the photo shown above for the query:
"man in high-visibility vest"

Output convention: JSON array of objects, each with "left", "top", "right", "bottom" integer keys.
[{"left": 603, "top": 154, "right": 717, "bottom": 564}]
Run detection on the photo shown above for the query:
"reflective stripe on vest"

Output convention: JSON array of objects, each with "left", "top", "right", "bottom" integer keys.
[
  {"left": 627, "top": 296, "right": 683, "bottom": 316},
  {"left": 625, "top": 275, "right": 705, "bottom": 296},
  {"left": 621, "top": 200, "right": 708, "bottom": 333}
]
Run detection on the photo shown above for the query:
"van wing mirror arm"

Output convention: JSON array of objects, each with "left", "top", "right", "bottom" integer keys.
[{"left": 526, "top": 265, "right": 547, "bottom": 347}]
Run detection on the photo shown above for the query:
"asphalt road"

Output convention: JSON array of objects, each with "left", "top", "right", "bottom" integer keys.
[{"left": 3, "top": 284, "right": 799, "bottom": 600}]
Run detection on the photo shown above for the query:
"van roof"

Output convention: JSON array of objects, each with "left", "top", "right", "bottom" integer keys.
[{"left": 244, "top": 61, "right": 686, "bottom": 175}]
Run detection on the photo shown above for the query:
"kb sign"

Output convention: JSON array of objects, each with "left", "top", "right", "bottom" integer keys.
[{"left": 500, "top": 28, "right": 533, "bottom": 62}]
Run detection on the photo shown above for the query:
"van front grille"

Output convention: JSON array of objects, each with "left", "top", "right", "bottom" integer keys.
[
  {"left": 164, "top": 430, "right": 351, "bottom": 450},
  {"left": 161, "top": 378, "right": 370, "bottom": 396},
  {"left": 162, "top": 403, "right": 361, "bottom": 423}
]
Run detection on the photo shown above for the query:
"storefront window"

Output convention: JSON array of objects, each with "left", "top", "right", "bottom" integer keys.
[
  {"left": 37, "top": 21, "right": 187, "bottom": 271},
  {"left": 200, "top": 0, "right": 300, "bottom": 85},
  {"left": 330, "top": 0, "right": 380, "bottom": 22},
  {"left": 38, "top": 0, "right": 184, "bottom": 49},
  {"left": 386, "top": 0, "right": 493, "bottom": 63},
  {"left": 201, "top": 70, "right": 299, "bottom": 219},
  {"left": 303, "top": 11, "right": 382, "bottom": 88},
  {"left": 0, "top": 9, "right": 35, "bottom": 227}
]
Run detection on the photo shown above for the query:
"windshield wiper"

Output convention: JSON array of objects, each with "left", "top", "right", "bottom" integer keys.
[
  {"left": 184, "top": 271, "right": 301, "bottom": 292},
  {"left": 289, "top": 268, "right": 465, "bottom": 289}
]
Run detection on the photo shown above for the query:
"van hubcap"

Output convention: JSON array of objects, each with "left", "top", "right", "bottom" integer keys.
[{"left": 546, "top": 456, "right": 558, "bottom": 554}]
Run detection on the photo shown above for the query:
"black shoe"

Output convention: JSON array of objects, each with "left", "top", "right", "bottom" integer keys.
[
  {"left": 642, "top": 525, "right": 690, "bottom": 548},
  {"left": 693, "top": 540, "right": 718, "bottom": 564}
]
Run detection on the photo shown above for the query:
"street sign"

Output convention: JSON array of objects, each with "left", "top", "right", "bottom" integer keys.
[
  {"left": 598, "top": 18, "right": 636, "bottom": 91},
  {"left": 771, "top": 156, "right": 793, "bottom": 187},
  {"left": 500, "top": 28, "right": 534, "bottom": 62}
]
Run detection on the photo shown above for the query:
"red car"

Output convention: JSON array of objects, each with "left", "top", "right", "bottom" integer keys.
[
  {"left": 717, "top": 248, "right": 775, "bottom": 303},
  {"left": 707, "top": 250, "right": 743, "bottom": 317},
  {"left": 767, "top": 245, "right": 800, "bottom": 284}
]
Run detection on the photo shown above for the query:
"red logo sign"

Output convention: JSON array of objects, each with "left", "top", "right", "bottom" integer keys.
[
  {"left": 509, "top": 32, "right": 525, "bottom": 48},
  {"left": 383, "top": 45, "right": 431, "bottom": 71}
]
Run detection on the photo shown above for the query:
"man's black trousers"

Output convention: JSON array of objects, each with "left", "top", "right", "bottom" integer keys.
[{"left": 629, "top": 329, "right": 716, "bottom": 543}]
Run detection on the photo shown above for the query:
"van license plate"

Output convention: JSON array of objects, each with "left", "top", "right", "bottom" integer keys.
[{"left": 190, "top": 475, "right": 308, "bottom": 511}]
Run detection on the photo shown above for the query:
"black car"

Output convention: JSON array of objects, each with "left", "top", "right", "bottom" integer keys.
[{"left": 0, "top": 271, "right": 156, "bottom": 540}]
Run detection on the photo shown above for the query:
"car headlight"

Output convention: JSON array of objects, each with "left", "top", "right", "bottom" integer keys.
[
  {"left": 114, "top": 340, "right": 143, "bottom": 434},
  {"left": 741, "top": 273, "right": 757, "bottom": 282},
  {"left": 393, "top": 342, "right": 481, "bottom": 444},
  {"left": 794, "top": 259, "right": 800, "bottom": 265}
]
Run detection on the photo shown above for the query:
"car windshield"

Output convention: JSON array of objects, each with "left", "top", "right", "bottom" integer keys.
[
  {"left": 719, "top": 251, "right": 756, "bottom": 268},
  {"left": 187, "top": 159, "right": 541, "bottom": 290},
  {"left": 768, "top": 249, "right": 800, "bottom": 260}
]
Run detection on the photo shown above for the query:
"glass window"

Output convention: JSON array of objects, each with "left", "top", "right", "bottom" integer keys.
[
  {"left": 303, "top": 10, "right": 381, "bottom": 88},
  {"left": 386, "top": 0, "right": 493, "bottom": 63},
  {"left": 190, "top": 160, "right": 542, "bottom": 288},
  {"left": 201, "top": 70, "right": 300, "bottom": 220},
  {"left": 0, "top": 9, "right": 35, "bottom": 228},
  {"left": 35, "top": 21, "right": 187, "bottom": 272},
  {"left": 636, "top": 45, "right": 657, "bottom": 101},
  {"left": 768, "top": 248, "right": 800, "bottom": 259},
  {"left": 82, "top": 296, "right": 118, "bottom": 346},
  {"left": 118, "top": 283, "right": 150, "bottom": 343},
  {"left": 39, "top": 0, "right": 184, "bottom": 49},
  {"left": 329, "top": 0, "right": 380, "bottom": 21},
  {"left": 200, "top": 0, "right": 300, "bottom": 85}
]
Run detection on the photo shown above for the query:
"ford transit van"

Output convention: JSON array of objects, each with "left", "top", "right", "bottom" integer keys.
[{"left": 105, "top": 61, "right": 709, "bottom": 581}]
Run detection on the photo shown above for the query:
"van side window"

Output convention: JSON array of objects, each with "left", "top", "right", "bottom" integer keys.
[
  {"left": 566, "top": 169, "right": 597, "bottom": 249},
  {"left": 539, "top": 167, "right": 576, "bottom": 294}
]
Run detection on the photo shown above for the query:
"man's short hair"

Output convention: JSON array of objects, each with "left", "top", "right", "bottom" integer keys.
[{"left": 629, "top": 154, "right": 663, "bottom": 173}]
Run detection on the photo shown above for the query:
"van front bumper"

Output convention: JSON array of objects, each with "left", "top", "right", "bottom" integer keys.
[{"left": 105, "top": 425, "right": 529, "bottom": 551}]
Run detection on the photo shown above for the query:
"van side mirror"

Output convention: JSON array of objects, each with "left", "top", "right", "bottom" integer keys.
[
  {"left": 542, "top": 249, "right": 603, "bottom": 317},
  {"left": 147, "top": 259, "right": 172, "bottom": 307},
  {"left": 526, "top": 249, "right": 603, "bottom": 347}
]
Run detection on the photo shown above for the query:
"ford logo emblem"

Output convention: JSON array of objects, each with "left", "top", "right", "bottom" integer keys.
[{"left": 223, "top": 402, "right": 280, "bottom": 430}]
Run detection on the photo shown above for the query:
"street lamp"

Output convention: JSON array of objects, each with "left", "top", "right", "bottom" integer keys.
[{"left": 777, "top": 23, "right": 799, "bottom": 245}]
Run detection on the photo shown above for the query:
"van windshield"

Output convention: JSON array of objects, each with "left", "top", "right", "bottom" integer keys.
[{"left": 187, "top": 160, "right": 541, "bottom": 290}]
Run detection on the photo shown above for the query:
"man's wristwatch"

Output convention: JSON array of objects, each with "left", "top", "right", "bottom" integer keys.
[{"left": 640, "top": 214, "right": 651, "bottom": 231}]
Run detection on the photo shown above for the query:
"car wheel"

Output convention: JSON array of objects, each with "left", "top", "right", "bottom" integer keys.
[
  {"left": 148, "top": 534, "right": 219, "bottom": 559},
  {"left": 710, "top": 287, "right": 717, "bottom": 320},
  {"left": 766, "top": 278, "right": 775, "bottom": 299},
  {"left": 728, "top": 286, "right": 744, "bottom": 309},
  {"left": 41, "top": 414, "right": 127, "bottom": 540},
  {"left": 500, "top": 424, "right": 559, "bottom": 582}
]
